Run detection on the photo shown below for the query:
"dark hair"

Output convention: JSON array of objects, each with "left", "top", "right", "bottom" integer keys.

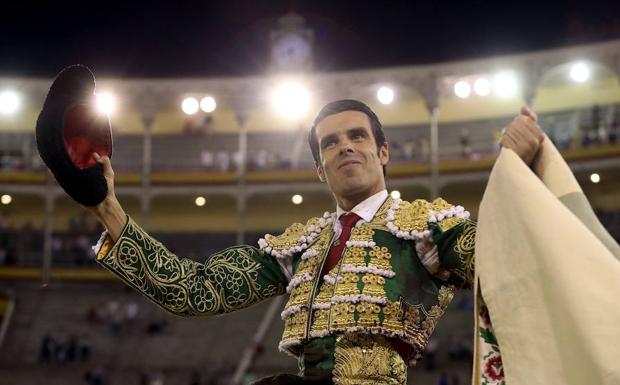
[{"left": 308, "top": 99, "right": 387, "bottom": 174}]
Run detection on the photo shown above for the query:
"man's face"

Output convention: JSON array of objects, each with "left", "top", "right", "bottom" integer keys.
[{"left": 315, "top": 110, "right": 389, "bottom": 202}]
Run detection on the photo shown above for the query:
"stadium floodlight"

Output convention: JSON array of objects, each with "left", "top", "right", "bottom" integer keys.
[
  {"left": 474, "top": 78, "right": 491, "bottom": 96},
  {"left": 195, "top": 196, "right": 206, "bottom": 206},
  {"left": 493, "top": 72, "right": 518, "bottom": 97},
  {"left": 377, "top": 86, "right": 395, "bottom": 105},
  {"left": 95, "top": 92, "right": 116, "bottom": 114},
  {"left": 291, "top": 194, "right": 303, "bottom": 205},
  {"left": 271, "top": 81, "right": 310, "bottom": 119},
  {"left": 200, "top": 96, "right": 217, "bottom": 113},
  {"left": 454, "top": 81, "right": 471, "bottom": 99},
  {"left": 590, "top": 173, "right": 600, "bottom": 183},
  {"left": 182, "top": 97, "right": 199, "bottom": 115},
  {"left": 390, "top": 190, "right": 401, "bottom": 200},
  {"left": 1, "top": 194, "right": 12, "bottom": 205},
  {"left": 0, "top": 90, "right": 20, "bottom": 115},
  {"left": 570, "top": 63, "right": 590, "bottom": 83}
]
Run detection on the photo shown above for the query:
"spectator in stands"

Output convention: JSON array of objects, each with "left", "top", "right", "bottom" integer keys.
[
  {"left": 200, "top": 150, "right": 214, "bottom": 170},
  {"left": 215, "top": 151, "right": 230, "bottom": 172},
  {"left": 88, "top": 100, "right": 544, "bottom": 384},
  {"left": 39, "top": 333, "right": 55, "bottom": 364},
  {"left": 436, "top": 372, "right": 449, "bottom": 385},
  {"left": 401, "top": 139, "right": 414, "bottom": 161},
  {"left": 460, "top": 128, "right": 472, "bottom": 158}
]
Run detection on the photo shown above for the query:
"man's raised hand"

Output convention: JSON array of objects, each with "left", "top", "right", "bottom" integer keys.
[
  {"left": 499, "top": 106, "right": 545, "bottom": 166},
  {"left": 88, "top": 152, "right": 126, "bottom": 242}
]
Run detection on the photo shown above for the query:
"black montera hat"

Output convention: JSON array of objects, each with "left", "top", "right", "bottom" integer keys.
[{"left": 36, "top": 65, "right": 113, "bottom": 207}]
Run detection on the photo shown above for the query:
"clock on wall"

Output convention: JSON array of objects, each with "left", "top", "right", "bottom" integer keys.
[
  {"left": 270, "top": 13, "right": 314, "bottom": 72},
  {"left": 272, "top": 33, "right": 312, "bottom": 68}
]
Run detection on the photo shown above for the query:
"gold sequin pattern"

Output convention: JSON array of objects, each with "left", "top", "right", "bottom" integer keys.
[
  {"left": 381, "top": 301, "right": 403, "bottom": 332},
  {"left": 349, "top": 225, "right": 375, "bottom": 242},
  {"left": 356, "top": 301, "right": 382, "bottom": 328},
  {"left": 334, "top": 272, "right": 361, "bottom": 296},
  {"left": 310, "top": 309, "right": 330, "bottom": 334},
  {"left": 331, "top": 302, "right": 357, "bottom": 329},
  {"left": 341, "top": 247, "right": 367, "bottom": 266},
  {"left": 333, "top": 334, "right": 407, "bottom": 385},
  {"left": 367, "top": 245, "right": 392, "bottom": 271},
  {"left": 361, "top": 274, "right": 387, "bottom": 298},
  {"left": 392, "top": 199, "right": 431, "bottom": 234},
  {"left": 264, "top": 216, "right": 324, "bottom": 255},
  {"left": 282, "top": 310, "right": 308, "bottom": 341},
  {"left": 286, "top": 280, "right": 314, "bottom": 308}
]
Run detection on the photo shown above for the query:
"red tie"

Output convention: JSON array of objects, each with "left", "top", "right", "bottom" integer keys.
[{"left": 320, "top": 212, "right": 361, "bottom": 278}]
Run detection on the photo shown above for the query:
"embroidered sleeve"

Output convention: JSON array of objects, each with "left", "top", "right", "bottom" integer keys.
[
  {"left": 96, "top": 216, "right": 287, "bottom": 316},
  {"left": 431, "top": 218, "right": 476, "bottom": 288}
]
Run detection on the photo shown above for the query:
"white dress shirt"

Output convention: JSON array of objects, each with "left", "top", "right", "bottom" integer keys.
[{"left": 334, "top": 189, "right": 389, "bottom": 237}]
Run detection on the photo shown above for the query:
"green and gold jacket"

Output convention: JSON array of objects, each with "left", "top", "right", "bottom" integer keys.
[{"left": 95, "top": 196, "right": 475, "bottom": 367}]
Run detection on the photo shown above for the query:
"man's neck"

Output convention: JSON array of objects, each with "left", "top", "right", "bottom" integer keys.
[{"left": 335, "top": 186, "right": 385, "bottom": 212}]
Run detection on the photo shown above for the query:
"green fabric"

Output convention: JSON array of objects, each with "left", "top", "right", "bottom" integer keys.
[
  {"left": 298, "top": 336, "right": 337, "bottom": 379},
  {"left": 285, "top": 220, "right": 477, "bottom": 371},
  {"left": 97, "top": 216, "right": 288, "bottom": 316}
]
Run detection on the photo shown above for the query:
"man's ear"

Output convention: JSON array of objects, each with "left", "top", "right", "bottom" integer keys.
[
  {"left": 379, "top": 142, "right": 389, "bottom": 166},
  {"left": 316, "top": 163, "right": 326, "bottom": 182}
]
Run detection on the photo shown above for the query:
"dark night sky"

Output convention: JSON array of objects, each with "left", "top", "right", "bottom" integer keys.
[{"left": 2, "top": 0, "right": 620, "bottom": 78}]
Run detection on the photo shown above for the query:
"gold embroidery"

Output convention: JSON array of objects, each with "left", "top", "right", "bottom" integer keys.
[
  {"left": 282, "top": 310, "right": 308, "bottom": 341},
  {"left": 286, "top": 280, "right": 314, "bottom": 307},
  {"left": 100, "top": 217, "right": 282, "bottom": 316},
  {"left": 382, "top": 301, "right": 403, "bottom": 332},
  {"left": 263, "top": 216, "right": 324, "bottom": 255},
  {"left": 432, "top": 198, "right": 466, "bottom": 232},
  {"left": 361, "top": 274, "right": 386, "bottom": 298},
  {"left": 368, "top": 245, "right": 392, "bottom": 271},
  {"left": 310, "top": 309, "right": 330, "bottom": 332},
  {"left": 314, "top": 280, "right": 335, "bottom": 304},
  {"left": 342, "top": 247, "right": 366, "bottom": 266},
  {"left": 331, "top": 303, "right": 356, "bottom": 329},
  {"left": 349, "top": 225, "right": 375, "bottom": 242},
  {"left": 334, "top": 272, "right": 361, "bottom": 296},
  {"left": 393, "top": 199, "right": 431, "bottom": 234},
  {"left": 333, "top": 334, "right": 407, "bottom": 385},
  {"left": 453, "top": 220, "right": 476, "bottom": 285},
  {"left": 356, "top": 301, "right": 382, "bottom": 328}
]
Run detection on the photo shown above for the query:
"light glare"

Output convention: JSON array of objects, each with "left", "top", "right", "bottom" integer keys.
[
  {"left": 473, "top": 78, "right": 491, "bottom": 96},
  {"left": 0, "top": 91, "right": 20, "bottom": 115},
  {"left": 454, "top": 81, "right": 471, "bottom": 98},
  {"left": 182, "top": 97, "right": 199, "bottom": 115},
  {"left": 493, "top": 72, "right": 518, "bottom": 97},
  {"left": 377, "top": 87, "right": 394, "bottom": 105},
  {"left": 590, "top": 173, "right": 600, "bottom": 183},
  {"left": 200, "top": 96, "right": 217, "bottom": 113},
  {"left": 390, "top": 190, "right": 401, "bottom": 200},
  {"left": 1, "top": 194, "right": 11, "bottom": 205},
  {"left": 95, "top": 92, "right": 116, "bottom": 114},
  {"left": 570, "top": 63, "right": 590, "bottom": 83},
  {"left": 272, "top": 81, "right": 310, "bottom": 119},
  {"left": 292, "top": 194, "right": 303, "bottom": 205},
  {"left": 195, "top": 196, "right": 206, "bottom": 206}
]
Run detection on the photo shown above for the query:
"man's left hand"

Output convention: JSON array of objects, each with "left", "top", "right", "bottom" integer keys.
[{"left": 500, "top": 106, "right": 545, "bottom": 166}]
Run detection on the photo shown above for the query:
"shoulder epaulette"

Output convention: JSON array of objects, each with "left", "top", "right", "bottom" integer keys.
[
  {"left": 386, "top": 198, "right": 470, "bottom": 241},
  {"left": 258, "top": 211, "right": 335, "bottom": 259}
]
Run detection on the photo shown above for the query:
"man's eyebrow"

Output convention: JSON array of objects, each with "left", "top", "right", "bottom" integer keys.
[
  {"left": 347, "top": 127, "right": 368, "bottom": 135},
  {"left": 320, "top": 133, "right": 338, "bottom": 147}
]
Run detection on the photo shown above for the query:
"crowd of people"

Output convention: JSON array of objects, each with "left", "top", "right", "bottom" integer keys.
[
  {"left": 1, "top": 104, "right": 618, "bottom": 174},
  {"left": 0, "top": 212, "right": 103, "bottom": 267}
]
